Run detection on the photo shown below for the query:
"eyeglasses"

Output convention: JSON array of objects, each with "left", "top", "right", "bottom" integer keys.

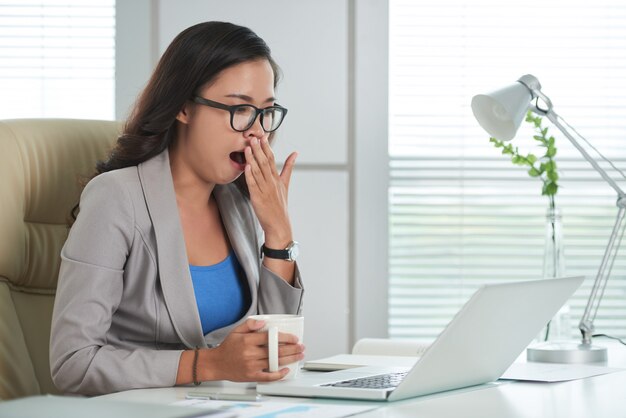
[{"left": 192, "top": 96, "right": 288, "bottom": 133}]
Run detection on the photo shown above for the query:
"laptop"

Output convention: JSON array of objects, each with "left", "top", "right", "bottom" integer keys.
[{"left": 257, "top": 276, "right": 584, "bottom": 401}]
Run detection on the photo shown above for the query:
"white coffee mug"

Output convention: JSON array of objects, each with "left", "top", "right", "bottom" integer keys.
[{"left": 248, "top": 314, "right": 304, "bottom": 380}]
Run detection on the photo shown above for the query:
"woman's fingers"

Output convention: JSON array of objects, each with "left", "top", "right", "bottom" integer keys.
[
  {"left": 259, "top": 137, "right": 278, "bottom": 176},
  {"left": 278, "top": 343, "right": 305, "bottom": 357},
  {"left": 245, "top": 145, "right": 265, "bottom": 192},
  {"left": 279, "top": 151, "right": 298, "bottom": 191},
  {"left": 277, "top": 331, "right": 300, "bottom": 345},
  {"left": 247, "top": 137, "right": 273, "bottom": 182},
  {"left": 244, "top": 163, "right": 259, "bottom": 194},
  {"left": 232, "top": 318, "right": 265, "bottom": 333},
  {"left": 277, "top": 344, "right": 305, "bottom": 367},
  {"left": 253, "top": 368, "right": 290, "bottom": 382},
  {"left": 240, "top": 330, "right": 302, "bottom": 357},
  {"left": 278, "top": 353, "right": 305, "bottom": 367}
]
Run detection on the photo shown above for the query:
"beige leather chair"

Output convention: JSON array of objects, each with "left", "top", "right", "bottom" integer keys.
[{"left": 0, "top": 119, "right": 119, "bottom": 399}]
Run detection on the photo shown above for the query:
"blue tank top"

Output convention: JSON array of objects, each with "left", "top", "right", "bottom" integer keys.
[{"left": 189, "top": 251, "right": 250, "bottom": 335}]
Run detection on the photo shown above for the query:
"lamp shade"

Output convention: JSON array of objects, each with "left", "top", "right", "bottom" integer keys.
[{"left": 471, "top": 81, "right": 533, "bottom": 141}]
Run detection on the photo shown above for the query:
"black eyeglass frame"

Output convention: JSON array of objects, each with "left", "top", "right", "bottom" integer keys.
[{"left": 191, "top": 95, "right": 288, "bottom": 133}]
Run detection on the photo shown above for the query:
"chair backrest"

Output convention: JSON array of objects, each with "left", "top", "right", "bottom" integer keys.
[{"left": 0, "top": 119, "right": 119, "bottom": 399}]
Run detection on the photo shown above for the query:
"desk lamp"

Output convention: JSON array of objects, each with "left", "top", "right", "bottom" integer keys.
[{"left": 471, "top": 74, "right": 626, "bottom": 363}]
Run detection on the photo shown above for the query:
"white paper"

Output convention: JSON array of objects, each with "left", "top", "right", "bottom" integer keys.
[
  {"left": 501, "top": 362, "right": 623, "bottom": 382},
  {"left": 174, "top": 399, "right": 377, "bottom": 418}
]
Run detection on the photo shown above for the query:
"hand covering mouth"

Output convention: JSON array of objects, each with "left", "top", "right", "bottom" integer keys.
[{"left": 229, "top": 151, "right": 245, "bottom": 165}]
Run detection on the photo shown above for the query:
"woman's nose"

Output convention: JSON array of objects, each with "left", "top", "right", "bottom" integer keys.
[{"left": 245, "top": 115, "right": 265, "bottom": 139}]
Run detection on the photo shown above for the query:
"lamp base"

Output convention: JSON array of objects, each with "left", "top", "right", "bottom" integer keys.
[{"left": 526, "top": 341, "right": 607, "bottom": 363}]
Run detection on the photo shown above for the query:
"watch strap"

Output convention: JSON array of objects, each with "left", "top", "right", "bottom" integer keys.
[
  {"left": 261, "top": 244, "right": 291, "bottom": 260},
  {"left": 260, "top": 241, "right": 298, "bottom": 261}
]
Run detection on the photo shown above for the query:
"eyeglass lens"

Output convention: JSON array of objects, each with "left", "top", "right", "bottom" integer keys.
[{"left": 233, "top": 106, "right": 285, "bottom": 132}]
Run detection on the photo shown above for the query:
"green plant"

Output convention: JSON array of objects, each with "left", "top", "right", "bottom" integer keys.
[{"left": 489, "top": 111, "right": 560, "bottom": 210}]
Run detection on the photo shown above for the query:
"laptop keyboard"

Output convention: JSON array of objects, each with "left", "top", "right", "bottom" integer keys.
[{"left": 321, "top": 372, "right": 408, "bottom": 390}]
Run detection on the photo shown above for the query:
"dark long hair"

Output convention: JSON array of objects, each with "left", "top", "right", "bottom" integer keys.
[
  {"left": 71, "top": 22, "right": 281, "bottom": 221},
  {"left": 102, "top": 21, "right": 280, "bottom": 174}
]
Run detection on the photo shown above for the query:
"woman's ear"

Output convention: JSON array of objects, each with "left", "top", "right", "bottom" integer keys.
[{"left": 176, "top": 101, "right": 192, "bottom": 124}]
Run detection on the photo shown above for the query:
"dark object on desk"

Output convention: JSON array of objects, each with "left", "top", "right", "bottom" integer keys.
[{"left": 0, "top": 395, "right": 235, "bottom": 418}]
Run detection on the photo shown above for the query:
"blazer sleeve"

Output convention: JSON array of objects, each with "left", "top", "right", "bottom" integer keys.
[
  {"left": 258, "top": 263, "right": 304, "bottom": 315},
  {"left": 49, "top": 173, "right": 182, "bottom": 396},
  {"left": 255, "top": 218, "right": 305, "bottom": 315}
]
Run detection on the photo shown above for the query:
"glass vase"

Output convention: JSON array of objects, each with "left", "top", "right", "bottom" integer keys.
[{"left": 541, "top": 207, "right": 572, "bottom": 341}]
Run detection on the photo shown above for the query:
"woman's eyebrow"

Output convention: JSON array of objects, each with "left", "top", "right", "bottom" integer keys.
[{"left": 224, "top": 93, "right": 276, "bottom": 103}]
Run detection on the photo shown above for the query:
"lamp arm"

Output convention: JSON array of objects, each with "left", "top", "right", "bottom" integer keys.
[
  {"left": 578, "top": 206, "right": 626, "bottom": 343},
  {"left": 543, "top": 110, "right": 626, "bottom": 198},
  {"left": 530, "top": 105, "right": 626, "bottom": 345}
]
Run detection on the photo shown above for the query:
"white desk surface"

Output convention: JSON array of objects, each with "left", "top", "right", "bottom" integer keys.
[{"left": 98, "top": 340, "right": 626, "bottom": 418}]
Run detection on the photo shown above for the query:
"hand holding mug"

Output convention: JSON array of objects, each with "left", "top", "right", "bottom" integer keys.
[
  {"left": 248, "top": 314, "right": 305, "bottom": 380},
  {"left": 210, "top": 316, "right": 304, "bottom": 382}
]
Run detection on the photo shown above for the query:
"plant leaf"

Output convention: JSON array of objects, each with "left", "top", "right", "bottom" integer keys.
[{"left": 545, "top": 182, "right": 558, "bottom": 195}]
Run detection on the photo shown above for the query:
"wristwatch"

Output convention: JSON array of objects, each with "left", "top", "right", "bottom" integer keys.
[{"left": 261, "top": 241, "right": 300, "bottom": 262}]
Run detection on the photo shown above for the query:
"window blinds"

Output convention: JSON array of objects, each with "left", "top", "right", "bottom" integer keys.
[
  {"left": 389, "top": 0, "right": 626, "bottom": 342},
  {"left": 0, "top": 0, "right": 115, "bottom": 120}
]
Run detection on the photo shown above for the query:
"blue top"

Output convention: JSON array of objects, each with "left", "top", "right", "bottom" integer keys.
[{"left": 189, "top": 251, "right": 250, "bottom": 335}]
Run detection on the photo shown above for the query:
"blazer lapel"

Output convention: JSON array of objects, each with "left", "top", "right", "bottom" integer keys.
[
  {"left": 138, "top": 150, "right": 206, "bottom": 348},
  {"left": 214, "top": 184, "right": 261, "bottom": 312}
]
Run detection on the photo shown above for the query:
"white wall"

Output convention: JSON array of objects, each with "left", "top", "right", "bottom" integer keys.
[{"left": 116, "top": 0, "right": 388, "bottom": 360}]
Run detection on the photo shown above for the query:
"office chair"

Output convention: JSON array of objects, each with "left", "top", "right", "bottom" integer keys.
[{"left": 0, "top": 119, "right": 119, "bottom": 399}]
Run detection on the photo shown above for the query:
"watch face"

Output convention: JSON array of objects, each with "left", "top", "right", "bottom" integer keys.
[
  {"left": 287, "top": 241, "right": 300, "bottom": 261},
  {"left": 288, "top": 242, "right": 300, "bottom": 260}
]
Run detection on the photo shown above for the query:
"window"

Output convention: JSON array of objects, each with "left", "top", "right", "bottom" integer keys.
[
  {"left": 389, "top": 0, "right": 626, "bottom": 342},
  {"left": 0, "top": 0, "right": 115, "bottom": 120}
]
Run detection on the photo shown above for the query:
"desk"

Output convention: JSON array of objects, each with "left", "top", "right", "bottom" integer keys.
[{"left": 99, "top": 341, "right": 626, "bottom": 418}]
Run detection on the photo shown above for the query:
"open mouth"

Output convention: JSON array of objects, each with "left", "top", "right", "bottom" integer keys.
[{"left": 229, "top": 151, "right": 245, "bottom": 165}]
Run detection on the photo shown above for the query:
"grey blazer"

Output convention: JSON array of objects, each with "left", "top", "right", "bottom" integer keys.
[{"left": 49, "top": 150, "right": 304, "bottom": 396}]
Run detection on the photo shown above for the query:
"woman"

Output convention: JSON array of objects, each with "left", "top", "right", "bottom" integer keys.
[{"left": 50, "top": 21, "right": 305, "bottom": 396}]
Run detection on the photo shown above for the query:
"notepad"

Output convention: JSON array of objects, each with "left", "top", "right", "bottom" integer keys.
[{"left": 303, "top": 338, "right": 430, "bottom": 371}]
